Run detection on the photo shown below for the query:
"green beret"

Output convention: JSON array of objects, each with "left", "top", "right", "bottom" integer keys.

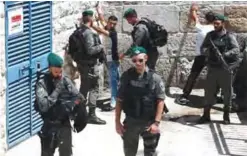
[
  {"left": 214, "top": 14, "right": 228, "bottom": 21},
  {"left": 83, "top": 10, "right": 94, "bottom": 16},
  {"left": 128, "top": 46, "right": 147, "bottom": 57},
  {"left": 123, "top": 8, "right": 136, "bottom": 18},
  {"left": 48, "top": 53, "right": 63, "bottom": 68}
]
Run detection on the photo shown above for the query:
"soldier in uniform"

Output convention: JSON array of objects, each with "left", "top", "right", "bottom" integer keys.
[
  {"left": 121, "top": 8, "right": 159, "bottom": 70},
  {"left": 77, "top": 10, "right": 107, "bottom": 124},
  {"left": 198, "top": 14, "right": 240, "bottom": 124},
  {"left": 115, "top": 46, "right": 166, "bottom": 156},
  {"left": 35, "top": 53, "right": 85, "bottom": 156}
]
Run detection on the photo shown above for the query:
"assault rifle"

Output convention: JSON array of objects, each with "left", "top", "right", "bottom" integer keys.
[{"left": 209, "top": 38, "right": 231, "bottom": 73}]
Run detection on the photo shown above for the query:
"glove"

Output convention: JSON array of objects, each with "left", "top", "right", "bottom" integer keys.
[
  {"left": 98, "top": 51, "right": 106, "bottom": 63},
  {"left": 223, "top": 52, "right": 232, "bottom": 58},
  {"left": 54, "top": 78, "right": 65, "bottom": 92},
  {"left": 49, "top": 78, "right": 65, "bottom": 102}
]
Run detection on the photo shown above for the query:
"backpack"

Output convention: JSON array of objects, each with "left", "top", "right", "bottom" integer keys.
[
  {"left": 137, "top": 17, "right": 168, "bottom": 47},
  {"left": 68, "top": 25, "right": 88, "bottom": 63}
]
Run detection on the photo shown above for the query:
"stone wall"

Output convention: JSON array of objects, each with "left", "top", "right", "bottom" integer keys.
[
  {"left": 52, "top": 1, "right": 99, "bottom": 58},
  {"left": 0, "top": 2, "right": 6, "bottom": 156},
  {"left": 53, "top": 1, "right": 247, "bottom": 88}
]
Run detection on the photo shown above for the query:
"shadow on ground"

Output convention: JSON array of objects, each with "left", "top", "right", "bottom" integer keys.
[
  {"left": 167, "top": 112, "right": 247, "bottom": 156},
  {"left": 166, "top": 90, "right": 205, "bottom": 109},
  {"left": 209, "top": 116, "right": 247, "bottom": 156}
]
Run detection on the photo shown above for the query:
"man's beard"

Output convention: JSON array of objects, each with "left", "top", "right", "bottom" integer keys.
[
  {"left": 50, "top": 73, "right": 61, "bottom": 80},
  {"left": 215, "top": 26, "right": 223, "bottom": 32}
]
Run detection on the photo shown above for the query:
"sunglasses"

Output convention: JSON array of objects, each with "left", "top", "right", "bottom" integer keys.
[{"left": 132, "top": 59, "right": 144, "bottom": 63}]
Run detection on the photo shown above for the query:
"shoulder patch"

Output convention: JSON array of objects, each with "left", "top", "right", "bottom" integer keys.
[{"left": 159, "top": 81, "right": 165, "bottom": 92}]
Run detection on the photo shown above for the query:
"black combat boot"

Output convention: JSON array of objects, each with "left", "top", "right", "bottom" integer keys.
[
  {"left": 197, "top": 106, "right": 211, "bottom": 124},
  {"left": 175, "top": 94, "right": 190, "bottom": 105},
  {"left": 223, "top": 106, "right": 230, "bottom": 125},
  {"left": 88, "top": 107, "right": 106, "bottom": 125}
]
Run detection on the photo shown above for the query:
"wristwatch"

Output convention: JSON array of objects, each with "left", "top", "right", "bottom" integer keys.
[{"left": 154, "top": 120, "right": 160, "bottom": 126}]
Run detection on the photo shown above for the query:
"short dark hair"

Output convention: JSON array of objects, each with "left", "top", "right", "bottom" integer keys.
[
  {"left": 205, "top": 12, "right": 215, "bottom": 23},
  {"left": 108, "top": 15, "right": 118, "bottom": 21},
  {"left": 123, "top": 8, "right": 137, "bottom": 18}
]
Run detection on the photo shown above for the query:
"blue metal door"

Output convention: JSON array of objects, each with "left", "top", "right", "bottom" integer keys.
[{"left": 5, "top": 1, "right": 52, "bottom": 148}]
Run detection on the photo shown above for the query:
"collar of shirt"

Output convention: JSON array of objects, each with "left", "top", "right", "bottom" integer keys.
[
  {"left": 216, "top": 28, "right": 227, "bottom": 37},
  {"left": 133, "top": 19, "right": 141, "bottom": 27}
]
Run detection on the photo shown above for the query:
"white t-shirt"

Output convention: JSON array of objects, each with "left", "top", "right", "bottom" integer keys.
[{"left": 195, "top": 23, "right": 214, "bottom": 56}]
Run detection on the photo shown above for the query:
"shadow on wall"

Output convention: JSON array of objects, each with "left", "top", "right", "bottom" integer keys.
[{"left": 165, "top": 11, "right": 192, "bottom": 94}]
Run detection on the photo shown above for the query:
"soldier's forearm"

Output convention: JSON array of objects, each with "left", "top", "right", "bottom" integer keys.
[
  {"left": 155, "top": 99, "right": 165, "bottom": 122},
  {"left": 225, "top": 47, "right": 239, "bottom": 56},
  {"left": 115, "top": 98, "right": 122, "bottom": 123},
  {"left": 38, "top": 98, "right": 54, "bottom": 113},
  {"left": 48, "top": 87, "right": 61, "bottom": 104},
  {"left": 88, "top": 45, "right": 104, "bottom": 55},
  {"left": 225, "top": 35, "right": 240, "bottom": 56}
]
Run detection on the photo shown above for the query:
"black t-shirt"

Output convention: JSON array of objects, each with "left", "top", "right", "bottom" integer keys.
[{"left": 109, "top": 30, "right": 119, "bottom": 61}]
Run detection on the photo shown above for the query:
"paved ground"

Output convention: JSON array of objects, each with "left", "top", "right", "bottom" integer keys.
[{"left": 5, "top": 87, "right": 247, "bottom": 156}]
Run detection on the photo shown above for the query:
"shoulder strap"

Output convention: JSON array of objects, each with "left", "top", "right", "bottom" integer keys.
[
  {"left": 144, "top": 69, "right": 155, "bottom": 89},
  {"left": 36, "top": 71, "right": 42, "bottom": 81},
  {"left": 137, "top": 18, "right": 150, "bottom": 28},
  {"left": 124, "top": 67, "right": 137, "bottom": 86},
  {"left": 147, "top": 69, "right": 155, "bottom": 82}
]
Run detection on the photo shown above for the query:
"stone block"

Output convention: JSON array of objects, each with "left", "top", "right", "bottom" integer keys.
[
  {"left": 179, "top": 5, "right": 224, "bottom": 32},
  {"left": 106, "top": 1, "right": 123, "bottom": 6},
  {"left": 225, "top": 5, "right": 247, "bottom": 32},
  {"left": 0, "top": 20, "right": 4, "bottom": 36},
  {"left": 117, "top": 33, "right": 133, "bottom": 54},
  {"left": 167, "top": 33, "right": 196, "bottom": 57},
  {"left": 147, "top": 1, "right": 172, "bottom": 5},
  {"left": 123, "top": 5, "right": 180, "bottom": 33},
  {"left": 123, "top": 1, "right": 147, "bottom": 5},
  {"left": 56, "top": 14, "right": 80, "bottom": 34},
  {"left": 53, "top": 29, "right": 74, "bottom": 53},
  {"left": 156, "top": 56, "right": 207, "bottom": 88},
  {"left": 53, "top": 1, "right": 72, "bottom": 18},
  {"left": 156, "top": 57, "right": 183, "bottom": 87},
  {"left": 235, "top": 33, "right": 247, "bottom": 51},
  {"left": 157, "top": 45, "right": 168, "bottom": 58},
  {"left": 53, "top": 1, "right": 97, "bottom": 19},
  {"left": 119, "top": 58, "right": 133, "bottom": 74}
]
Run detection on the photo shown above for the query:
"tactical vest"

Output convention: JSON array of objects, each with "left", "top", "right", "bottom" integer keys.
[
  {"left": 122, "top": 68, "right": 157, "bottom": 120},
  {"left": 209, "top": 32, "right": 239, "bottom": 67}
]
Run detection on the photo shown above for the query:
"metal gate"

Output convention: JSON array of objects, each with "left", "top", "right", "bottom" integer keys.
[{"left": 5, "top": 1, "right": 52, "bottom": 148}]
